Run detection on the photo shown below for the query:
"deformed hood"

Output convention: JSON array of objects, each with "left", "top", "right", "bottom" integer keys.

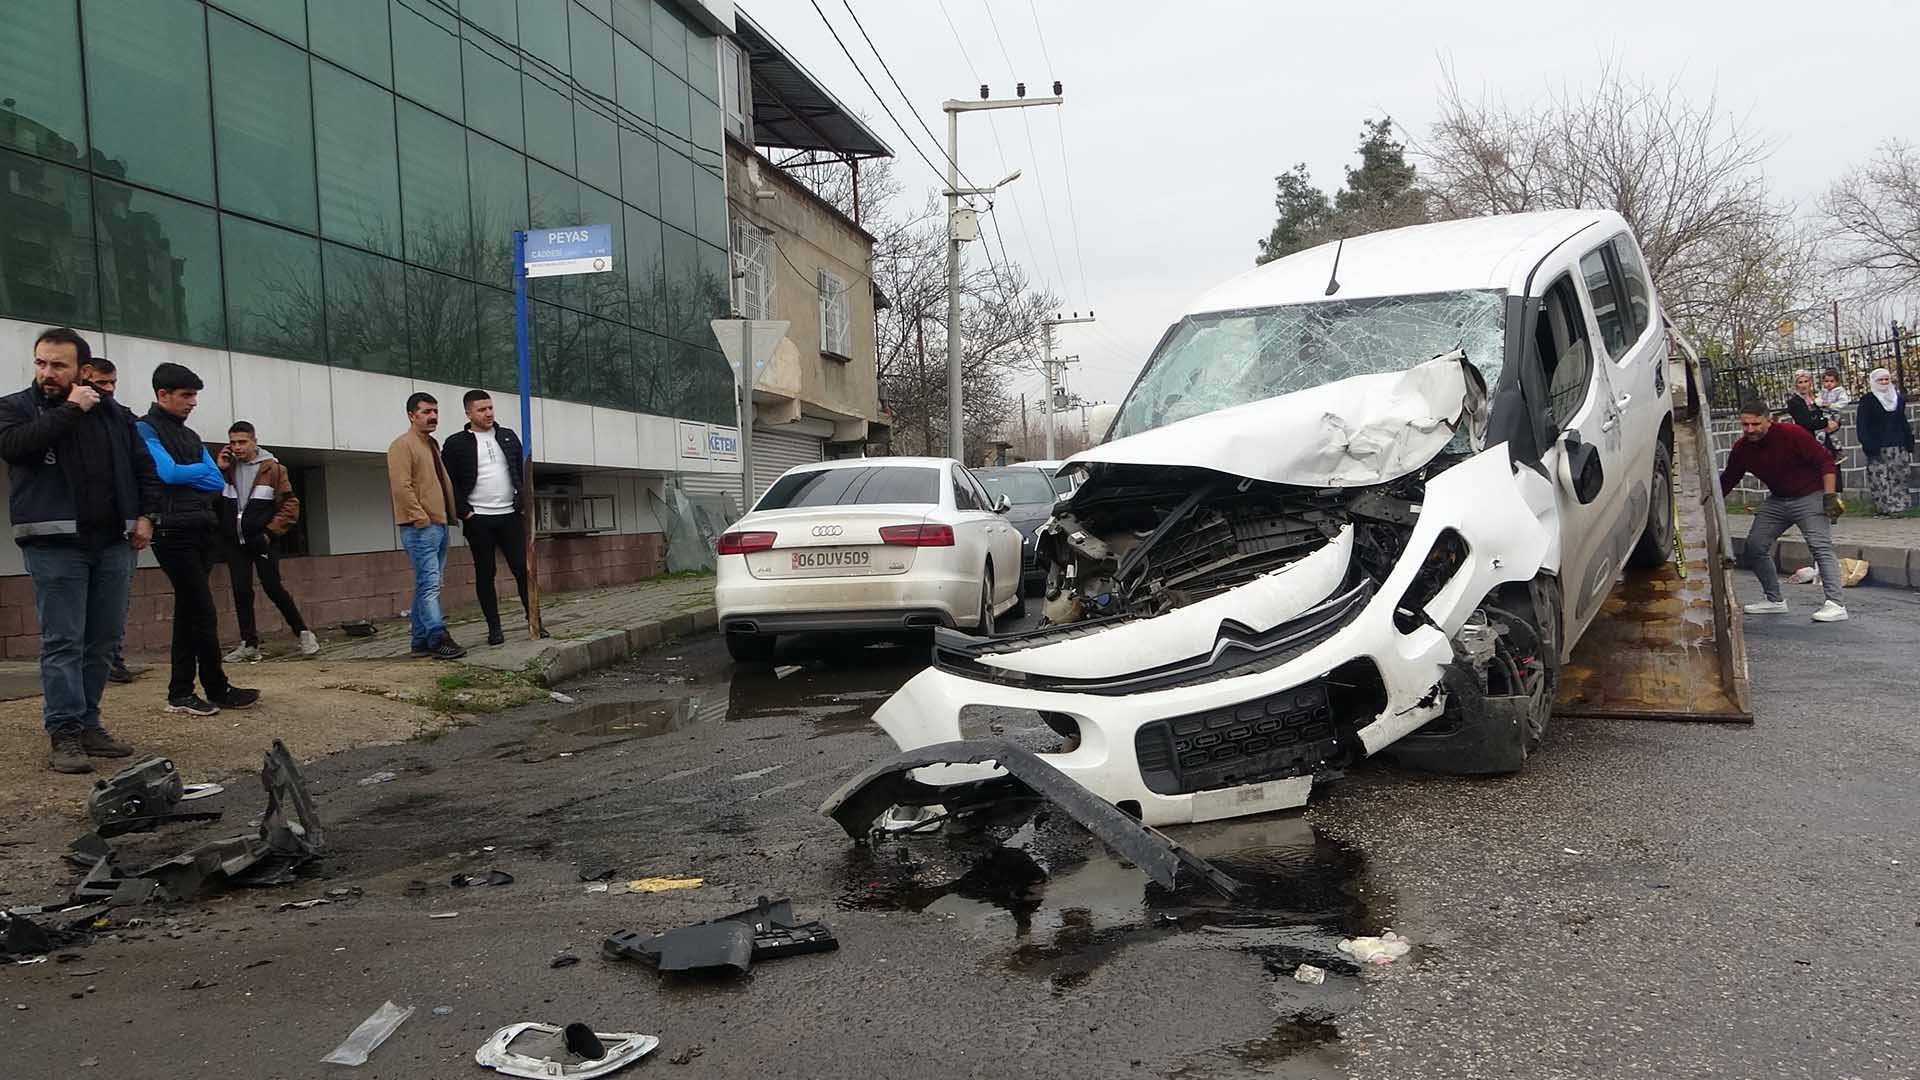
[{"left": 1070, "top": 352, "right": 1487, "bottom": 488}]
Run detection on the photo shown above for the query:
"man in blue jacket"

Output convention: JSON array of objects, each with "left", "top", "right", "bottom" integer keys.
[
  {"left": 138, "top": 363, "right": 259, "bottom": 715},
  {"left": 0, "top": 328, "right": 158, "bottom": 772}
]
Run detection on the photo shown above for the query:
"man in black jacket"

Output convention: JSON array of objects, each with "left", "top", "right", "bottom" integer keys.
[
  {"left": 137, "top": 363, "right": 259, "bottom": 716},
  {"left": 0, "top": 328, "right": 157, "bottom": 773},
  {"left": 77, "top": 355, "right": 139, "bottom": 685},
  {"left": 440, "top": 390, "right": 537, "bottom": 646}
]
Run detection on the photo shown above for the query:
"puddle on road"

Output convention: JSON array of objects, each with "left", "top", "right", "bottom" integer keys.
[{"left": 542, "top": 698, "right": 705, "bottom": 737}]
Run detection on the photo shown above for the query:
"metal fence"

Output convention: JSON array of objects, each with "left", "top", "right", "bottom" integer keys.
[{"left": 1708, "top": 325, "right": 1919, "bottom": 410}]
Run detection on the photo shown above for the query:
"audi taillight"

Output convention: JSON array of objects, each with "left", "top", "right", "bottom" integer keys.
[
  {"left": 717, "top": 530, "right": 776, "bottom": 555},
  {"left": 879, "top": 524, "right": 954, "bottom": 547}
]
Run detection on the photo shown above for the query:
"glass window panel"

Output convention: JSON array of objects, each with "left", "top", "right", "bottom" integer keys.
[
  {"left": 527, "top": 161, "right": 580, "bottom": 307},
  {"left": 211, "top": 12, "right": 316, "bottom": 230},
  {"left": 398, "top": 101, "right": 472, "bottom": 275},
  {"left": 467, "top": 133, "right": 528, "bottom": 289},
  {"left": 406, "top": 266, "right": 477, "bottom": 385},
  {"left": 462, "top": 37, "right": 524, "bottom": 150},
  {"left": 656, "top": 145, "right": 694, "bottom": 235},
  {"left": 1579, "top": 248, "right": 1631, "bottom": 361},
  {"left": 692, "top": 346, "right": 730, "bottom": 423},
  {"left": 697, "top": 240, "right": 728, "bottom": 323},
  {"left": 310, "top": 0, "right": 393, "bottom": 86},
  {"left": 461, "top": 0, "right": 518, "bottom": 43},
  {"left": 80, "top": 0, "right": 213, "bottom": 200},
  {"left": 94, "top": 179, "right": 224, "bottom": 346},
  {"left": 579, "top": 184, "right": 625, "bottom": 321},
  {"left": 618, "top": 129, "right": 659, "bottom": 218},
  {"left": 314, "top": 60, "right": 402, "bottom": 254},
  {"left": 575, "top": 101, "right": 621, "bottom": 197},
  {"left": 693, "top": 160, "right": 726, "bottom": 248},
  {"left": 649, "top": 0, "right": 685, "bottom": 79},
  {"left": 475, "top": 284, "right": 519, "bottom": 390},
  {"left": 570, "top": 5, "right": 615, "bottom": 98},
  {"left": 221, "top": 213, "right": 322, "bottom": 361},
  {"left": 624, "top": 204, "right": 662, "bottom": 333},
  {"left": 688, "top": 92, "right": 721, "bottom": 161},
  {"left": 323, "top": 242, "right": 410, "bottom": 374},
  {"left": 660, "top": 223, "right": 697, "bottom": 343},
  {"left": 0, "top": 151, "right": 96, "bottom": 327},
  {"left": 391, "top": 0, "right": 463, "bottom": 120},
  {"left": 652, "top": 65, "right": 690, "bottom": 144},
  {"left": 1, "top": 0, "right": 87, "bottom": 164},
  {"left": 613, "top": 36, "right": 654, "bottom": 119},
  {"left": 685, "top": 26, "right": 717, "bottom": 105},
  {"left": 629, "top": 328, "right": 668, "bottom": 413},
  {"left": 530, "top": 299, "right": 575, "bottom": 397},
  {"left": 610, "top": 0, "right": 649, "bottom": 53},
  {"left": 580, "top": 314, "right": 628, "bottom": 407},
  {"left": 1612, "top": 236, "right": 1653, "bottom": 337},
  {"left": 576, "top": 0, "right": 610, "bottom": 21},
  {"left": 517, "top": 0, "right": 570, "bottom": 74},
  {"left": 214, "top": 0, "right": 306, "bottom": 45},
  {"left": 522, "top": 72, "right": 574, "bottom": 171}
]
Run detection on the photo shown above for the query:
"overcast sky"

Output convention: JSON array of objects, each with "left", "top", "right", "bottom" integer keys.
[{"left": 748, "top": 0, "right": 1920, "bottom": 411}]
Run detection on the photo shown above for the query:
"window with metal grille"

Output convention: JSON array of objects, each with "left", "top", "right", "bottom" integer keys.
[
  {"left": 818, "top": 268, "right": 851, "bottom": 358},
  {"left": 730, "top": 220, "right": 773, "bottom": 319}
]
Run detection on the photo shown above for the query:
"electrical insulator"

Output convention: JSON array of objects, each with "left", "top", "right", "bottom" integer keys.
[
  {"left": 1053, "top": 81, "right": 1063, "bottom": 95},
  {"left": 979, "top": 84, "right": 989, "bottom": 99},
  {"left": 1016, "top": 82, "right": 1026, "bottom": 98}
]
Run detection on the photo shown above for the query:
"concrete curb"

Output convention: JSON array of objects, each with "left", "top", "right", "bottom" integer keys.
[
  {"left": 1731, "top": 537, "right": 1917, "bottom": 589},
  {"left": 469, "top": 606, "right": 719, "bottom": 685}
]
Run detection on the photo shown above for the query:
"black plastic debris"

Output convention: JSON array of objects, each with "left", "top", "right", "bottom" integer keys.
[
  {"left": 86, "top": 757, "right": 222, "bottom": 837},
  {"left": 550, "top": 953, "right": 581, "bottom": 969},
  {"left": 450, "top": 870, "right": 515, "bottom": 888},
  {"left": 1, "top": 912, "right": 52, "bottom": 957},
  {"left": 604, "top": 895, "right": 838, "bottom": 978},
  {"left": 341, "top": 619, "right": 378, "bottom": 637},
  {"left": 822, "top": 738, "right": 1242, "bottom": 899}
]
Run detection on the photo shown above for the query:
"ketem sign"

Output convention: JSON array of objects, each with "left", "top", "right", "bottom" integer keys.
[{"left": 524, "top": 224, "right": 615, "bottom": 278}]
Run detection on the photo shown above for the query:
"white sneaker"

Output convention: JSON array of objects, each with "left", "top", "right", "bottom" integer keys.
[
  {"left": 1811, "top": 600, "right": 1849, "bottom": 623},
  {"left": 1743, "top": 599, "right": 1788, "bottom": 615},
  {"left": 224, "top": 643, "right": 262, "bottom": 663},
  {"left": 298, "top": 630, "right": 321, "bottom": 656}
]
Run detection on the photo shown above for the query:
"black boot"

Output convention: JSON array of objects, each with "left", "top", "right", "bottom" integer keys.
[{"left": 486, "top": 623, "right": 505, "bottom": 647}]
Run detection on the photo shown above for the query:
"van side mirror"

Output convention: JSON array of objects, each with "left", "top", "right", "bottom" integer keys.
[{"left": 1562, "top": 433, "right": 1605, "bottom": 505}]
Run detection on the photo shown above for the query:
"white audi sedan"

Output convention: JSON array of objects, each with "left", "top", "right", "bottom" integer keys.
[{"left": 714, "top": 457, "right": 1026, "bottom": 663}]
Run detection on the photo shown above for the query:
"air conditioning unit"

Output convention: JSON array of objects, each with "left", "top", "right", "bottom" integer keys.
[{"left": 535, "top": 494, "right": 615, "bottom": 536}]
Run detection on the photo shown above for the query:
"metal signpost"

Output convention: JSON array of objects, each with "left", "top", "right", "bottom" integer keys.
[
  {"left": 511, "top": 224, "right": 615, "bottom": 639},
  {"left": 711, "top": 318, "right": 790, "bottom": 516}
]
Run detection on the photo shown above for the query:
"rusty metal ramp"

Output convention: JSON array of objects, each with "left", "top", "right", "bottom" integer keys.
[{"left": 1555, "top": 348, "right": 1753, "bottom": 723}]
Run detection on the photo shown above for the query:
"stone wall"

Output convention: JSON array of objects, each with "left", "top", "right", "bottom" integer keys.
[{"left": 1, "top": 532, "right": 666, "bottom": 658}]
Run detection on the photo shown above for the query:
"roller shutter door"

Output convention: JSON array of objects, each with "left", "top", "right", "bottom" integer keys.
[
  {"left": 677, "top": 472, "right": 744, "bottom": 521},
  {"left": 751, "top": 427, "right": 826, "bottom": 502}
]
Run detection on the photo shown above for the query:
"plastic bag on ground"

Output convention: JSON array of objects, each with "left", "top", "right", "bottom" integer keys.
[
  {"left": 321, "top": 1001, "right": 415, "bottom": 1066},
  {"left": 1337, "top": 930, "right": 1412, "bottom": 965}
]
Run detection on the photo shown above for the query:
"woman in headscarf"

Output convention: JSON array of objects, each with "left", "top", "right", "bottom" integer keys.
[
  {"left": 1856, "top": 367, "right": 1914, "bottom": 515},
  {"left": 1786, "top": 368, "right": 1844, "bottom": 489}
]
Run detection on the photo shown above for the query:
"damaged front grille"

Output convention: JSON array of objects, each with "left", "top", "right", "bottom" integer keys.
[{"left": 1133, "top": 659, "right": 1387, "bottom": 795}]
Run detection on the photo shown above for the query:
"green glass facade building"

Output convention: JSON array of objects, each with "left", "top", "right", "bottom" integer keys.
[{"left": 0, "top": 0, "right": 735, "bottom": 422}]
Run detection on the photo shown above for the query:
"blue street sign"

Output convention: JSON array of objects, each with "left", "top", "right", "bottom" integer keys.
[{"left": 524, "top": 224, "right": 615, "bottom": 278}]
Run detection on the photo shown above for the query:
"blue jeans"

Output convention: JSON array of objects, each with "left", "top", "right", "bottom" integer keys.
[
  {"left": 23, "top": 542, "right": 136, "bottom": 735},
  {"left": 401, "top": 524, "right": 450, "bottom": 649}
]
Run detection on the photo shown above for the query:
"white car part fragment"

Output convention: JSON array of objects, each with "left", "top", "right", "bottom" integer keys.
[
  {"left": 1066, "top": 352, "right": 1487, "bottom": 488},
  {"left": 978, "top": 525, "right": 1355, "bottom": 679},
  {"left": 474, "top": 1023, "right": 659, "bottom": 1079}
]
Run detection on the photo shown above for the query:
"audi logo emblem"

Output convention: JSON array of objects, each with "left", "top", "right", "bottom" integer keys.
[{"left": 811, "top": 525, "right": 844, "bottom": 536}]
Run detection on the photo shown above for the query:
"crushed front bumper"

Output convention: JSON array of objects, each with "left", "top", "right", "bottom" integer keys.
[{"left": 867, "top": 445, "right": 1553, "bottom": 826}]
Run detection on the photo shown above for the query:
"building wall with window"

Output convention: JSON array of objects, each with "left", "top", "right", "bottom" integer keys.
[
  {"left": 0, "top": 0, "right": 744, "bottom": 596},
  {"left": 723, "top": 136, "right": 879, "bottom": 444}
]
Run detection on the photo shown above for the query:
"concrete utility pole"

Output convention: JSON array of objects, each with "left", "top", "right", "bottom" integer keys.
[
  {"left": 945, "top": 83, "right": 1064, "bottom": 462},
  {"left": 1041, "top": 314, "right": 1094, "bottom": 458}
]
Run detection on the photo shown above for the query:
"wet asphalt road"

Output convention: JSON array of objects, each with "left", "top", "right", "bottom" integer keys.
[{"left": 2, "top": 579, "right": 1916, "bottom": 1079}]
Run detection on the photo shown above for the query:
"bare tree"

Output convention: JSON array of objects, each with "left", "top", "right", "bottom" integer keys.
[
  {"left": 1821, "top": 142, "right": 1920, "bottom": 299},
  {"left": 1417, "top": 62, "right": 1812, "bottom": 358}
]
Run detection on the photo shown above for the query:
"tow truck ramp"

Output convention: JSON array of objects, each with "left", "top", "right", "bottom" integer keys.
[{"left": 1554, "top": 341, "right": 1753, "bottom": 723}]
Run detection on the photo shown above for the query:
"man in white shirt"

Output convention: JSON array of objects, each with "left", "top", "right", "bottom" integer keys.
[{"left": 440, "top": 390, "right": 534, "bottom": 646}]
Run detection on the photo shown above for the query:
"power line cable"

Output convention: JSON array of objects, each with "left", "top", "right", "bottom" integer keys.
[
  {"left": 840, "top": 1, "right": 984, "bottom": 195},
  {"left": 979, "top": 0, "right": 1070, "bottom": 300},
  {"left": 1025, "top": 0, "right": 1092, "bottom": 304}
]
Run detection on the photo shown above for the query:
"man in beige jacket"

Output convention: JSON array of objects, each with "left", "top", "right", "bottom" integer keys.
[{"left": 387, "top": 393, "right": 465, "bottom": 659}]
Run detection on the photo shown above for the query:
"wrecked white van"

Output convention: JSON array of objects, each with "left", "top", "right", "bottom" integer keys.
[{"left": 866, "top": 209, "right": 1676, "bottom": 827}]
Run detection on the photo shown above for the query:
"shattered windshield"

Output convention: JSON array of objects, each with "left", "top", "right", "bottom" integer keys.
[{"left": 1110, "top": 289, "right": 1506, "bottom": 439}]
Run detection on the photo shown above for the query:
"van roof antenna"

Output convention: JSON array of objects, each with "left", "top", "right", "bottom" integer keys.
[{"left": 1323, "top": 238, "right": 1344, "bottom": 297}]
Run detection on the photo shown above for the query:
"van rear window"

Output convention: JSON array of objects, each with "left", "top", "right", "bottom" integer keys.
[{"left": 755, "top": 467, "right": 941, "bottom": 510}]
